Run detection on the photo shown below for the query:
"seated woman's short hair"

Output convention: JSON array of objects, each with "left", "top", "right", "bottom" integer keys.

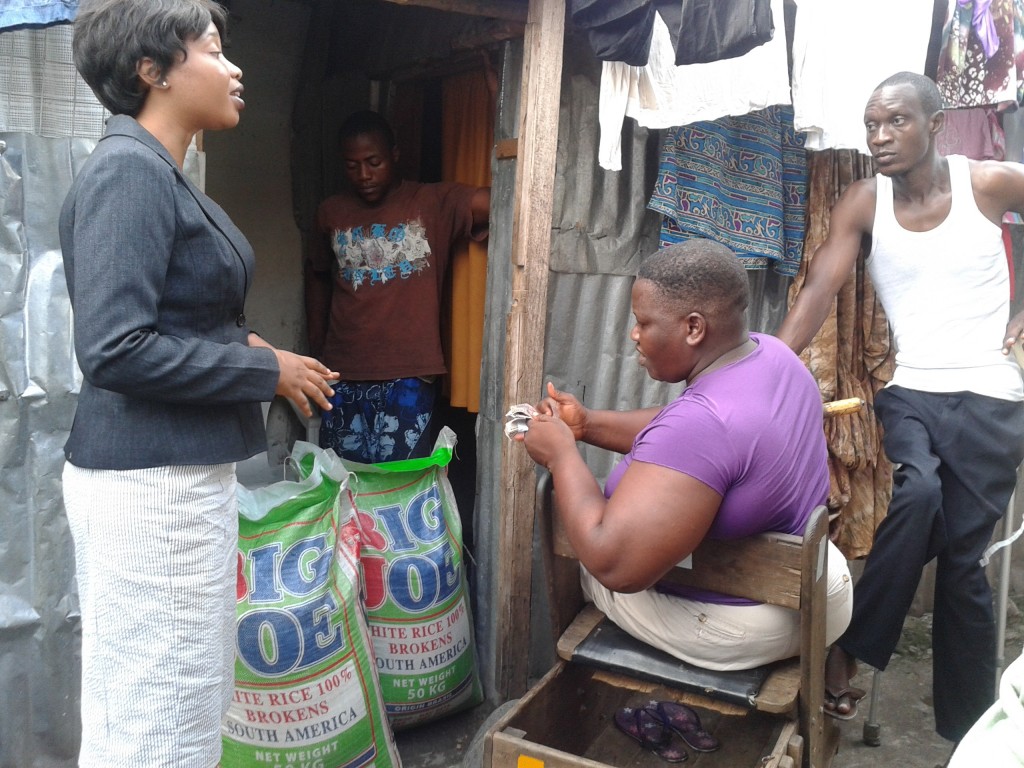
[
  {"left": 73, "top": 0, "right": 228, "bottom": 117},
  {"left": 638, "top": 240, "right": 750, "bottom": 318}
]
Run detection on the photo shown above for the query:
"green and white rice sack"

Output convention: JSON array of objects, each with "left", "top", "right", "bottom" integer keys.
[
  {"left": 344, "top": 428, "right": 483, "bottom": 729},
  {"left": 224, "top": 442, "right": 401, "bottom": 768}
]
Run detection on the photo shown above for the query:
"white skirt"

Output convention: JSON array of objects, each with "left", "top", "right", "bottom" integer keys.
[
  {"left": 64, "top": 461, "right": 238, "bottom": 768},
  {"left": 581, "top": 540, "right": 853, "bottom": 671}
]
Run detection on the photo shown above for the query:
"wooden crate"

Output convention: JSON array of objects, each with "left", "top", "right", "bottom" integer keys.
[{"left": 485, "top": 661, "right": 805, "bottom": 768}]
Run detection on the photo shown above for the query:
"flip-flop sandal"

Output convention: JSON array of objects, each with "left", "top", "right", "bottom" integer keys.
[
  {"left": 614, "top": 706, "right": 688, "bottom": 763},
  {"left": 646, "top": 701, "right": 720, "bottom": 753},
  {"left": 824, "top": 686, "right": 867, "bottom": 721}
]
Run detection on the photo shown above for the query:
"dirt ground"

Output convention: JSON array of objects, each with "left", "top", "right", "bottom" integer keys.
[{"left": 393, "top": 598, "right": 1024, "bottom": 768}]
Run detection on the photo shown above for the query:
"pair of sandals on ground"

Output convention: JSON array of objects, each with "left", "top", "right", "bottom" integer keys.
[{"left": 614, "top": 700, "right": 720, "bottom": 763}]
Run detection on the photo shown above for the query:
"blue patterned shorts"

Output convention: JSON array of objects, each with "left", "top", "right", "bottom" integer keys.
[{"left": 319, "top": 377, "right": 437, "bottom": 463}]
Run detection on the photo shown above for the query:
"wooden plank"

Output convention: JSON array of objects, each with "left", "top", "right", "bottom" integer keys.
[
  {"left": 753, "top": 664, "right": 800, "bottom": 714},
  {"left": 452, "top": 20, "right": 528, "bottom": 49},
  {"left": 648, "top": 537, "right": 803, "bottom": 609},
  {"left": 494, "top": 0, "right": 565, "bottom": 699},
  {"left": 491, "top": 733, "right": 612, "bottom": 768},
  {"left": 376, "top": 0, "right": 528, "bottom": 22},
  {"left": 787, "top": 732, "right": 805, "bottom": 765},
  {"left": 798, "top": 507, "right": 833, "bottom": 768},
  {"left": 539, "top": 475, "right": 586, "bottom": 640},
  {"left": 556, "top": 604, "right": 606, "bottom": 661},
  {"left": 496, "top": 137, "right": 519, "bottom": 158},
  {"left": 485, "top": 662, "right": 567, "bottom": 768},
  {"left": 585, "top": 670, "right": 751, "bottom": 718}
]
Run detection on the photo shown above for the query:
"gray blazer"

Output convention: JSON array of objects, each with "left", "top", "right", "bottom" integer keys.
[{"left": 59, "top": 115, "right": 280, "bottom": 469}]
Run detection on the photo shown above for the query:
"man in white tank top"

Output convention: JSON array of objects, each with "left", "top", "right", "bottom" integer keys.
[{"left": 777, "top": 72, "right": 1024, "bottom": 753}]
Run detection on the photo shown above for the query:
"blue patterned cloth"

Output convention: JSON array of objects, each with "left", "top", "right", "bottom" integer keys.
[
  {"left": 648, "top": 105, "right": 807, "bottom": 277},
  {"left": 319, "top": 377, "right": 436, "bottom": 464},
  {"left": 0, "top": 0, "right": 77, "bottom": 29}
]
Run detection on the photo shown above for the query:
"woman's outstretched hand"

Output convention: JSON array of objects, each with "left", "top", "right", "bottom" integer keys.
[
  {"left": 272, "top": 349, "right": 337, "bottom": 418},
  {"left": 519, "top": 412, "right": 577, "bottom": 472},
  {"left": 536, "top": 381, "right": 588, "bottom": 441}
]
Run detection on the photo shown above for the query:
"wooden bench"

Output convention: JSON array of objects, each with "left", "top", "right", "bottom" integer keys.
[{"left": 486, "top": 476, "right": 839, "bottom": 768}]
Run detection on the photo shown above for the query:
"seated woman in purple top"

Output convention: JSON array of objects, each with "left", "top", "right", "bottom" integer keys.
[{"left": 518, "top": 239, "right": 852, "bottom": 671}]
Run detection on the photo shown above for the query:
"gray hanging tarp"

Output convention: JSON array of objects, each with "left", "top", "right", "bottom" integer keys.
[{"left": 0, "top": 131, "right": 84, "bottom": 768}]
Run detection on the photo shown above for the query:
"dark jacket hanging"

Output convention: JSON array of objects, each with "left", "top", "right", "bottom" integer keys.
[
  {"left": 570, "top": 0, "right": 656, "bottom": 66},
  {"left": 674, "top": 0, "right": 775, "bottom": 65}
]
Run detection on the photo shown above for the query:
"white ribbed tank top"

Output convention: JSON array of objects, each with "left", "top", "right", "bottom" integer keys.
[{"left": 867, "top": 154, "right": 1023, "bottom": 401}]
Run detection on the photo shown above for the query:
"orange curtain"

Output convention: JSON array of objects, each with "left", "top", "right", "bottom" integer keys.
[{"left": 441, "top": 69, "right": 493, "bottom": 413}]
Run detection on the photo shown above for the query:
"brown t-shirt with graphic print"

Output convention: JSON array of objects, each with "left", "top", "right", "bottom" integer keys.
[{"left": 309, "top": 179, "right": 479, "bottom": 380}]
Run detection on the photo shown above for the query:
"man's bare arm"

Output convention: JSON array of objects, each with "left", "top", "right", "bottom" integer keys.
[
  {"left": 776, "top": 180, "right": 876, "bottom": 354},
  {"left": 968, "top": 161, "right": 1024, "bottom": 353},
  {"left": 971, "top": 160, "right": 1024, "bottom": 222},
  {"left": 470, "top": 187, "right": 490, "bottom": 235}
]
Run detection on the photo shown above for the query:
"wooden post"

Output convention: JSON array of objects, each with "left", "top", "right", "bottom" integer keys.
[{"left": 493, "top": 0, "right": 564, "bottom": 699}]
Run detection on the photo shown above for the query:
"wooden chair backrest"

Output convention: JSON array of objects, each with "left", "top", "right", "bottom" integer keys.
[{"left": 550, "top": 500, "right": 827, "bottom": 612}]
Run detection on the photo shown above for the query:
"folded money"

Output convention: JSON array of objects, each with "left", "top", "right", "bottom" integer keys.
[{"left": 503, "top": 403, "right": 539, "bottom": 439}]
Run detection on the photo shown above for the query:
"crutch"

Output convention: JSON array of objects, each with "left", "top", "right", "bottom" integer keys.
[{"left": 994, "top": 487, "right": 1018, "bottom": 685}]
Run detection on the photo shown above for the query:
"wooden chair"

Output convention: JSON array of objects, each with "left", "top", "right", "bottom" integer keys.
[{"left": 541, "top": 477, "right": 839, "bottom": 768}]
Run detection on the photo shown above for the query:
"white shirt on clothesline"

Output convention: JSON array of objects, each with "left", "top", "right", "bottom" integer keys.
[{"left": 598, "top": 0, "right": 791, "bottom": 171}]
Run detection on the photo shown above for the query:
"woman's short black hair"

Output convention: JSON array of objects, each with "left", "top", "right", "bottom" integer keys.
[{"left": 73, "top": 0, "right": 228, "bottom": 117}]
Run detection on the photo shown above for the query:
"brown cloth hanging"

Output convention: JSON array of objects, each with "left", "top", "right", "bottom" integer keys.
[{"left": 788, "top": 150, "right": 895, "bottom": 559}]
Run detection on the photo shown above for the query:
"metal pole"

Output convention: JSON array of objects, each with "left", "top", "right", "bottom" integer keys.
[
  {"left": 995, "top": 490, "right": 1016, "bottom": 687},
  {"left": 862, "top": 669, "right": 882, "bottom": 746}
]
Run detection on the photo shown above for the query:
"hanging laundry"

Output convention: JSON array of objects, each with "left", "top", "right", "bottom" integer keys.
[
  {"left": 598, "top": 0, "right": 790, "bottom": 171},
  {"left": 570, "top": 0, "right": 656, "bottom": 66},
  {"left": 791, "top": 0, "right": 934, "bottom": 152},
  {"left": 936, "top": 106, "right": 1006, "bottom": 158},
  {"left": 936, "top": 0, "right": 1021, "bottom": 108},
  {"left": 647, "top": 105, "right": 808, "bottom": 277},
  {"left": 674, "top": 0, "right": 775, "bottom": 65}
]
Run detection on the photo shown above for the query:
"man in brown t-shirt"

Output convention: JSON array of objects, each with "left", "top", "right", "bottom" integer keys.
[{"left": 305, "top": 110, "right": 490, "bottom": 462}]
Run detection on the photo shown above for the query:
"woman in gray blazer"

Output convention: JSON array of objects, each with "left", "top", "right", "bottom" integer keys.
[{"left": 59, "top": 1, "right": 337, "bottom": 765}]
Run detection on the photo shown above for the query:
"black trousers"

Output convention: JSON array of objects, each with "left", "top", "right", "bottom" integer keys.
[{"left": 838, "top": 386, "right": 1024, "bottom": 742}]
